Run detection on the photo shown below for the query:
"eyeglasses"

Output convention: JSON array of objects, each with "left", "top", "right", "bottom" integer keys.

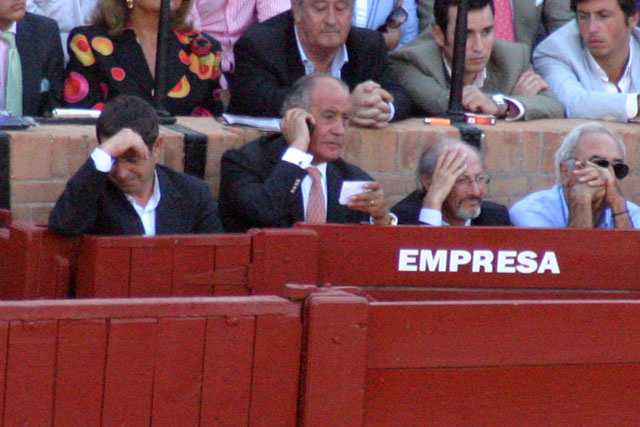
[
  {"left": 454, "top": 175, "right": 490, "bottom": 187},
  {"left": 571, "top": 156, "right": 630, "bottom": 180}
]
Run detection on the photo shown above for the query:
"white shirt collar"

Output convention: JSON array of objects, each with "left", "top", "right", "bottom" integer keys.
[
  {"left": 294, "top": 25, "right": 349, "bottom": 78},
  {"left": 125, "top": 170, "right": 162, "bottom": 235},
  {"left": 587, "top": 37, "right": 634, "bottom": 93},
  {"left": 0, "top": 21, "right": 17, "bottom": 35}
]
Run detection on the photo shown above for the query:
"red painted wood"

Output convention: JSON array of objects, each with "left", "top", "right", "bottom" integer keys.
[
  {"left": 173, "top": 245, "right": 216, "bottom": 296},
  {"left": 152, "top": 317, "right": 207, "bottom": 424},
  {"left": 296, "top": 224, "right": 640, "bottom": 291},
  {"left": 366, "top": 288, "right": 640, "bottom": 301},
  {"left": 248, "top": 228, "right": 319, "bottom": 295},
  {"left": 4, "top": 320, "right": 57, "bottom": 425},
  {"left": 365, "top": 364, "right": 640, "bottom": 425},
  {"left": 367, "top": 301, "right": 640, "bottom": 369},
  {"left": 0, "top": 322, "right": 9, "bottom": 424},
  {"left": 102, "top": 318, "right": 156, "bottom": 425},
  {"left": 77, "top": 245, "right": 131, "bottom": 297},
  {"left": 200, "top": 316, "right": 255, "bottom": 426},
  {"left": 301, "top": 290, "right": 369, "bottom": 426},
  {"left": 130, "top": 247, "right": 173, "bottom": 296},
  {"left": 54, "top": 319, "right": 107, "bottom": 426},
  {"left": 250, "top": 314, "right": 302, "bottom": 425}
]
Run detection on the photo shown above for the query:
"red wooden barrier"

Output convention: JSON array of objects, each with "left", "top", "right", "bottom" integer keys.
[
  {"left": 0, "top": 221, "right": 77, "bottom": 300},
  {"left": 75, "top": 233, "right": 252, "bottom": 298},
  {"left": 0, "top": 296, "right": 301, "bottom": 426}
]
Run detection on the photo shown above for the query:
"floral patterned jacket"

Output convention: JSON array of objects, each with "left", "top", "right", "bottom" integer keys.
[{"left": 63, "top": 23, "right": 223, "bottom": 116}]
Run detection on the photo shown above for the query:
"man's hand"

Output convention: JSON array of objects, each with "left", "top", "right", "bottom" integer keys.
[
  {"left": 462, "top": 86, "right": 498, "bottom": 116},
  {"left": 511, "top": 70, "right": 549, "bottom": 96},
  {"left": 382, "top": 26, "right": 402, "bottom": 51},
  {"left": 347, "top": 181, "right": 392, "bottom": 224},
  {"left": 566, "top": 160, "right": 607, "bottom": 228},
  {"left": 100, "top": 128, "right": 150, "bottom": 160},
  {"left": 422, "top": 146, "right": 467, "bottom": 210},
  {"left": 281, "top": 107, "right": 315, "bottom": 153},
  {"left": 350, "top": 80, "right": 394, "bottom": 129}
]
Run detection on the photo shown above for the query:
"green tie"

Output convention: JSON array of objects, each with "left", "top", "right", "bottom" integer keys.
[{"left": 0, "top": 32, "right": 22, "bottom": 116}]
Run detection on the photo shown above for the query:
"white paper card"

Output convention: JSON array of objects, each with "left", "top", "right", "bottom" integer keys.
[{"left": 339, "top": 181, "right": 372, "bottom": 205}]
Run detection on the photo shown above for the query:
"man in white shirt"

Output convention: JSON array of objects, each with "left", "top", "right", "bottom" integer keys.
[
  {"left": 220, "top": 74, "right": 395, "bottom": 232},
  {"left": 533, "top": 0, "right": 640, "bottom": 121},
  {"left": 49, "top": 95, "right": 223, "bottom": 236}
]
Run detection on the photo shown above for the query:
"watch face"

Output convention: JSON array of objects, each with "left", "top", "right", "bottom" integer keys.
[{"left": 386, "top": 6, "right": 409, "bottom": 29}]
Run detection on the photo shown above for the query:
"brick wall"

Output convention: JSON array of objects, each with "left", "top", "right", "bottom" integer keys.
[{"left": 6, "top": 118, "right": 640, "bottom": 222}]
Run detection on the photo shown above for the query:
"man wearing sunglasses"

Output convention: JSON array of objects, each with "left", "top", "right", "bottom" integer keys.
[
  {"left": 392, "top": 138, "right": 511, "bottom": 226},
  {"left": 510, "top": 122, "right": 640, "bottom": 228}
]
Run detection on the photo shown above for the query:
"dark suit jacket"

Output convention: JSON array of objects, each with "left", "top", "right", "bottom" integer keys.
[
  {"left": 391, "top": 190, "right": 511, "bottom": 226},
  {"left": 16, "top": 13, "right": 64, "bottom": 116},
  {"left": 49, "top": 160, "right": 223, "bottom": 236},
  {"left": 219, "top": 134, "right": 372, "bottom": 233},
  {"left": 228, "top": 10, "right": 411, "bottom": 120}
]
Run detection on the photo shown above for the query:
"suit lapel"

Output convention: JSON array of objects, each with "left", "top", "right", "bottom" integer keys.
[
  {"left": 154, "top": 167, "right": 181, "bottom": 234},
  {"left": 284, "top": 17, "right": 306, "bottom": 86},
  {"left": 325, "top": 162, "right": 344, "bottom": 222},
  {"left": 15, "top": 18, "right": 38, "bottom": 112}
]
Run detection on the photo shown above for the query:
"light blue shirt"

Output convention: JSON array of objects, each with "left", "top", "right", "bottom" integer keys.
[
  {"left": 351, "top": 0, "right": 419, "bottom": 50},
  {"left": 509, "top": 184, "right": 640, "bottom": 228}
]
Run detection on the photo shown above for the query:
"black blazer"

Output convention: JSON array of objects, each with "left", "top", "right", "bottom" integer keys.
[
  {"left": 49, "top": 160, "right": 223, "bottom": 236},
  {"left": 228, "top": 10, "right": 411, "bottom": 120},
  {"left": 391, "top": 190, "right": 512, "bottom": 226},
  {"left": 219, "top": 134, "right": 372, "bottom": 232},
  {"left": 16, "top": 13, "right": 64, "bottom": 116}
]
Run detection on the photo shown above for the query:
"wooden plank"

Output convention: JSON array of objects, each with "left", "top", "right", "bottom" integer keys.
[
  {"left": 54, "top": 319, "right": 107, "bottom": 427},
  {"left": 367, "top": 301, "right": 640, "bottom": 368},
  {"left": 76, "top": 246, "right": 131, "bottom": 298},
  {"left": 173, "top": 246, "right": 216, "bottom": 296},
  {"left": 4, "top": 320, "right": 57, "bottom": 425},
  {"left": 250, "top": 314, "right": 302, "bottom": 426},
  {"left": 130, "top": 247, "right": 173, "bottom": 297},
  {"left": 364, "top": 364, "right": 640, "bottom": 425},
  {"left": 0, "top": 322, "right": 8, "bottom": 423},
  {"left": 151, "top": 317, "right": 207, "bottom": 425},
  {"left": 200, "top": 316, "right": 255, "bottom": 426},
  {"left": 102, "top": 318, "right": 156, "bottom": 425}
]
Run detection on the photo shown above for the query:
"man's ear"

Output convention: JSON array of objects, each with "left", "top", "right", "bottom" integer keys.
[
  {"left": 628, "top": 12, "right": 639, "bottom": 28},
  {"left": 421, "top": 175, "right": 432, "bottom": 191},
  {"left": 151, "top": 136, "right": 163, "bottom": 157},
  {"left": 433, "top": 25, "right": 446, "bottom": 48},
  {"left": 292, "top": 0, "right": 302, "bottom": 24},
  {"left": 559, "top": 162, "right": 572, "bottom": 186}
]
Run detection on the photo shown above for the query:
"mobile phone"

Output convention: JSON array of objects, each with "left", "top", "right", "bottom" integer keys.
[{"left": 307, "top": 120, "right": 315, "bottom": 135}]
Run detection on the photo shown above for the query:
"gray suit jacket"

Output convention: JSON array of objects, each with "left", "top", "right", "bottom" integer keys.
[
  {"left": 389, "top": 34, "right": 564, "bottom": 119},
  {"left": 533, "top": 21, "right": 640, "bottom": 122},
  {"left": 417, "top": 0, "right": 573, "bottom": 51}
]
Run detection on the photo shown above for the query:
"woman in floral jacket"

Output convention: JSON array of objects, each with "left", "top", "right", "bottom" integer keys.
[{"left": 63, "top": 0, "right": 223, "bottom": 116}]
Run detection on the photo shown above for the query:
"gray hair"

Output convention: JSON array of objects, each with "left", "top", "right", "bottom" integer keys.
[
  {"left": 554, "top": 122, "right": 626, "bottom": 184},
  {"left": 416, "top": 138, "right": 484, "bottom": 191},
  {"left": 280, "top": 74, "right": 349, "bottom": 117}
]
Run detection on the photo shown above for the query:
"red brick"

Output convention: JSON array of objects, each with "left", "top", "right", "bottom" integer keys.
[
  {"left": 343, "top": 128, "right": 378, "bottom": 172},
  {"left": 488, "top": 176, "right": 528, "bottom": 197},
  {"left": 484, "top": 129, "right": 521, "bottom": 174},
  {"left": 32, "top": 205, "right": 53, "bottom": 225},
  {"left": 530, "top": 176, "right": 557, "bottom": 194},
  {"left": 12, "top": 182, "right": 67, "bottom": 203},
  {"left": 206, "top": 132, "right": 244, "bottom": 179},
  {"left": 373, "top": 175, "right": 412, "bottom": 198},
  {"left": 540, "top": 132, "right": 563, "bottom": 174},
  {"left": 377, "top": 129, "right": 399, "bottom": 173},
  {"left": 10, "top": 133, "right": 53, "bottom": 180},
  {"left": 520, "top": 131, "right": 543, "bottom": 173},
  {"left": 10, "top": 205, "right": 32, "bottom": 222}
]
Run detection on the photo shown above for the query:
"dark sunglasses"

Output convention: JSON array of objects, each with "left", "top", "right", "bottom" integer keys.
[{"left": 590, "top": 157, "right": 629, "bottom": 180}]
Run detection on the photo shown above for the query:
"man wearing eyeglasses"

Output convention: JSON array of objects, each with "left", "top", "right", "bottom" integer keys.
[
  {"left": 391, "top": 139, "right": 511, "bottom": 226},
  {"left": 510, "top": 122, "right": 640, "bottom": 228}
]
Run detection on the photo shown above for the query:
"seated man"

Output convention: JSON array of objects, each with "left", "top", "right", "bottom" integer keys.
[
  {"left": 390, "top": 0, "right": 564, "bottom": 120},
  {"left": 49, "top": 95, "right": 223, "bottom": 236},
  {"left": 220, "top": 74, "right": 396, "bottom": 232},
  {"left": 392, "top": 138, "right": 510, "bottom": 226},
  {"left": 351, "top": 0, "right": 420, "bottom": 50},
  {"left": 0, "top": 1, "right": 63, "bottom": 116},
  {"left": 228, "top": 0, "right": 411, "bottom": 129},
  {"left": 510, "top": 122, "right": 640, "bottom": 228},
  {"left": 533, "top": 0, "right": 640, "bottom": 121}
]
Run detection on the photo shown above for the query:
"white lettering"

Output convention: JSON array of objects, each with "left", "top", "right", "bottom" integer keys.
[
  {"left": 398, "top": 249, "right": 419, "bottom": 272},
  {"left": 449, "top": 250, "right": 472, "bottom": 272},
  {"left": 496, "top": 251, "right": 517, "bottom": 273},
  {"left": 537, "top": 251, "right": 560, "bottom": 274},
  {"left": 419, "top": 249, "right": 448, "bottom": 272},
  {"left": 516, "top": 251, "right": 538, "bottom": 274},
  {"left": 472, "top": 250, "right": 494, "bottom": 273}
]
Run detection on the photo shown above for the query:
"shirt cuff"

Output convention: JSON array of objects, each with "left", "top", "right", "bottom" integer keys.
[
  {"left": 91, "top": 147, "right": 113, "bottom": 173},
  {"left": 387, "top": 102, "right": 396, "bottom": 122},
  {"left": 626, "top": 94, "right": 638, "bottom": 121},
  {"left": 369, "top": 212, "right": 399, "bottom": 225},
  {"left": 418, "top": 208, "right": 442, "bottom": 226},
  {"left": 503, "top": 96, "right": 525, "bottom": 121},
  {"left": 281, "top": 146, "right": 314, "bottom": 169}
]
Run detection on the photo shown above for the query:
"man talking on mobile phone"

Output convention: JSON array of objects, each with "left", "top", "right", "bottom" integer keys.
[{"left": 219, "top": 74, "right": 397, "bottom": 232}]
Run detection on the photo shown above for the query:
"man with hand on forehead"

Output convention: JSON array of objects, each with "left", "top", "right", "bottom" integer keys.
[
  {"left": 392, "top": 138, "right": 510, "bottom": 226},
  {"left": 49, "top": 95, "right": 223, "bottom": 236},
  {"left": 220, "top": 74, "right": 396, "bottom": 232},
  {"left": 510, "top": 122, "right": 640, "bottom": 228}
]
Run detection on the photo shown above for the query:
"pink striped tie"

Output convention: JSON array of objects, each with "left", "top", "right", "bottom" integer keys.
[
  {"left": 306, "top": 167, "right": 326, "bottom": 224},
  {"left": 493, "top": 0, "right": 516, "bottom": 42}
]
